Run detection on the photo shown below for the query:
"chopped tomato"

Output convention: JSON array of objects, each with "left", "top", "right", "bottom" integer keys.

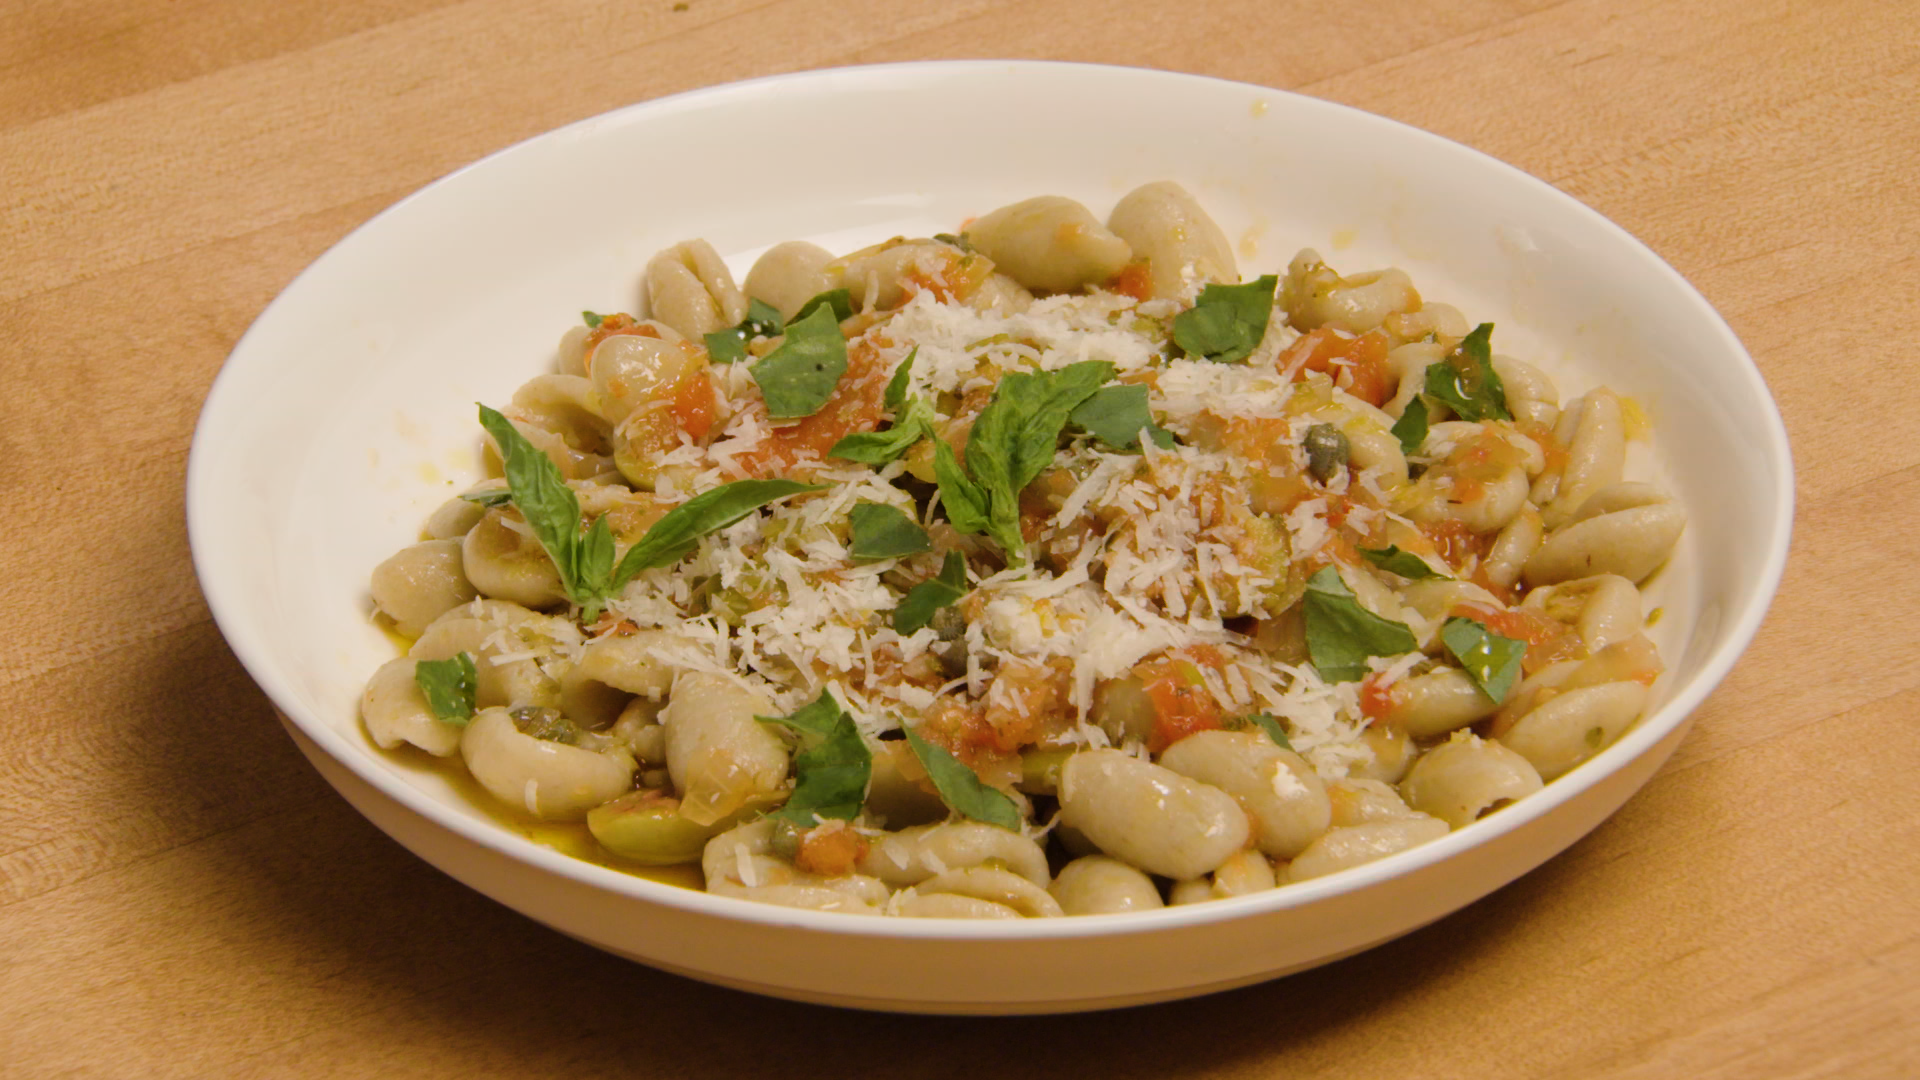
[
  {"left": 730, "top": 337, "right": 890, "bottom": 477},
  {"left": 1105, "top": 261, "right": 1155, "bottom": 302},
  {"left": 1420, "top": 518, "right": 1491, "bottom": 567},
  {"left": 1135, "top": 655, "right": 1224, "bottom": 752},
  {"left": 1276, "top": 329, "right": 1394, "bottom": 407},
  {"left": 1451, "top": 603, "right": 1586, "bottom": 674},
  {"left": 1359, "top": 672, "right": 1400, "bottom": 724},
  {"left": 671, "top": 372, "right": 717, "bottom": 440}
]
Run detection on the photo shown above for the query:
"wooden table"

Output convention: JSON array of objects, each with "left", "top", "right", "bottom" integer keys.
[{"left": 5, "top": 1, "right": 1916, "bottom": 1076}]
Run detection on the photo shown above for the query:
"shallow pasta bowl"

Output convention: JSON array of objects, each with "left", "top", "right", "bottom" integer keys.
[{"left": 187, "top": 60, "right": 1792, "bottom": 1014}]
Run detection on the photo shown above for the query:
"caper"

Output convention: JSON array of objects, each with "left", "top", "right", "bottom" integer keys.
[{"left": 1304, "top": 423, "right": 1350, "bottom": 482}]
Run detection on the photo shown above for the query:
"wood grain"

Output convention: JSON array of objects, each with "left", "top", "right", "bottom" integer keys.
[{"left": 3, "top": 1, "right": 1915, "bottom": 1077}]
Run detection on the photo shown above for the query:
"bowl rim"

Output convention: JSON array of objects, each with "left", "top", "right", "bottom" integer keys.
[{"left": 186, "top": 58, "right": 1795, "bottom": 942}]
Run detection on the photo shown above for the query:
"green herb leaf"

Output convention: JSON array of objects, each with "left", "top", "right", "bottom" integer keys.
[
  {"left": 932, "top": 232, "right": 973, "bottom": 253},
  {"left": 883, "top": 347, "right": 916, "bottom": 411},
  {"left": 791, "top": 288, "right": 855, "bottom": 326},
  {"left": 893, "top": 550, "right": 969, "bottom": 634},
  {"left": 757, "top": 690, "right": 871, "bottom": 824},
  {"left": 1423, "top": 323, "right": 1511, "bottom": 422},
  {"left": 1242, "top": 712, "right": 1293, "bottom": 750},
  {"left": 903, "top": 727, "right": 1023, "bottom": 830},
  {"left": 414, "top": 652, "right": 478, "bottom": 727},
  {"left": 848, "top": 502, "right": 931, "bottom": 560},
  {"left": 458, "top": 489, "right": 513, "bottom": 508},
  {"left": 582, "top": 310, "right": 604, "bottom": 328},
  {"left": 1391, "top": 394, "right": 1430, "bottom": 455},
  {"left": 829, "top": 408, "right": 932, "bottom": 465},
  {"left": 1172, "top": 275, "right": 1279, "bottom": 364},
  {"left": 956, "top": 360, "right": 1113, "bottom": 558},
  {"left": 1358, "top": 545, "right": 1447, "bottom": 580},
  {"left": 477, "top": 404, "right": 604, "bottom": 616},
  {"left": 610, "top": 478, "right": 823, "bottom": 583},
  {"left": 932, "top": 438, "right": 991, "bottom": 535},
  {"left": 1302, "top": 566, "right": 1418, "bottom": 683},
  {"left": 752, "top": 304, "right": 849, "bottom": 418},
  {"left": 1440, "top": 616, "right": 1527, "bottom": 704},
  {"left": 1068, "top": 383, "right": 1175, "bottom": 451},
  {"left": 702, "top": 297, "right": 786, "bottom": 364},
  {"left": 829, "top": 350, "right": 932, "bottom": 465}
]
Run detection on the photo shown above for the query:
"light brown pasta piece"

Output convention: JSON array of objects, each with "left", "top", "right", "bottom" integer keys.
[
  {"left": 1105, "top": 180, "right": 1238, "bottom": 299},
  {"left": 963, "top": 196, "right": 1132, "bottom": 294},
  {"left": 1398, "top": 732, "right": 1542, "bottom": 828}
]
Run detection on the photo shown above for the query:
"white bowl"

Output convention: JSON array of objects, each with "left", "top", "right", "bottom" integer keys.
[{"left": 187, "top": 61, "right": 1792, "bottom": 1014}]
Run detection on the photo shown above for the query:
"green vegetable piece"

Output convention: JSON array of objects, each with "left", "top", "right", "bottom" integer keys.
[
  {"left": 932, "top": 232, "right": 973, "bottom": 253},
  {"left": 848, "top": 502, "right": 931, "bottom": 560},
  {"left": 457, "top": 489, "right": 512, "bottom": 508},
  {"left": 1241, "top": 712, "right": 1293, "bottom": 750},
  {"left": 1302, "top": 566, "right": 1418, "bottom": 683},
  {"left": 1358, "top": 544, "right": 1447, "bottom": 580},
  {"left": 1440, "top": 616, "right": 1527, "bottom": 704},
  {"left": 893, "top": 550, "right": 969, "bottom": 635},
  {"left": 1391, "top": 394, "right": 1430, "bottom": 455},
  {"left": 903, "top": 728, "right": 1023, "bottom": 831},
  {"left": 829, "top": 407, "right": 932, "bottom": 465},
  {"left": 702, "top": 298, "right": 785, "bottom": 364},
  {"left": 932, "top": 437, "right": 991, "bottom": 535},
  {"left": 1172, "top": 275, "right": 1279, "bottom": 364},
  {"left": 1304, "top": 423, "right": 1350, "bottom": 482},
  {"left": 477, "top": 404, "right": 616, "bottom": 619},
  {"left": 587, "top": 790, "right": 769, "bottom": 866},
  {"left": 791, "top": 288, "right": 855, "bottom": 325},
  {"left": 510, "top": 705, "right": 578, "bottom": 744},
  {"left": 582, "top": 310, "right": 604, "bottom": 328},
  {"left": 883, "top": 347, "right": 917, "bottom": 411},
  {"left": 414, "top": 652, "right": 477, "bottom": 726},
  {"left": 611, "top": 478, "right": 824, "bottom": 579},
  {"left": 829, "top": 350, "right": 933, "bottom": 464},
  {"left": 1069, "top": 383, "right": 1175, "bottom": 451},
  {"left": 1423, "top": 323, "right": 1511, "bottom": 422},
  {"left": 751, "top": 304, "right": 849, "bottom": 418},
  {"left": 757, "top": 690, "right": 871, "bottom": 824},
  {"left": 955, "top": 360, "right": 1113, "bottom": 558}
]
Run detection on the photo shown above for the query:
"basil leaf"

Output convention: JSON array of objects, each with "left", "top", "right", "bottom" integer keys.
[
  {"left": 414, "top": 652, "right": 477, "bottom": 726},
  {"left": 883, "top": 347, "right": 917, "bottom": 411},
  {"left": 1068, "top": 383, "right": 1175, "bottom": 451},
  {"left": 1302, "top": 566, "right": 1418, "bottom": 683},
  {"left": 848, "top": 502, "right": 931, "bottom": 560},
  {"left": 609, "top": 479, "right": 823, "bottom": 585},
  {"left": 829, "top": 350, "right": 931, "bottom": 465},
  {"left": 1440, "top": 616, "right": 1526, "bottom": 704},
  {"left": 829, "top": 409, "right": 931, "bottom": 465},
  {"left": 903, "top": 727, "right": 1023, "bottom": 830},
  {"left": 1391, "top": 394, "right": 1430, "bottom": 455},
  {"left": 1242, "top": 712, "right": 1292, "bottom": 750},
  {"left": 582, "top": 310, "right": 604, "bottom": 328},
  {"left": 932, "top": 232, "right": 973, "bottom": 253},
  {"left": 702, "top": 298, "right": 785, "bottom": 365},
  {"left": 458, "top": 489, "right": 512, "bottom": 508},
  {"left": 958, "top": 360, "right": 1113, "bottom": 558},
  {"left": 1423, "top": 323, "right": 1510, "bottom": 422},
  {"left": 1172, "top": 275, "right": 1278, "bottom": 364},
  {"left": 574, "top": 512, "right": 616, "bottom": 604},
  {"left": 752, "top": 304, "right": 849, "bottom": 418},
  {"left": 1358, "top": 545, "right": 1447, "bottom": 580},
  {"left": 932, "top": 438, "right": 991, "bottom": 535},
  {"left": 791, "top": 288, "right": 855, "bottom": 325},
  {"left": 757, "top": 690, "right": 871, "bottom": 823},
  {"left": 477, "top": 404, "right": 594, "bottom": 611},
  {"left": 893, "top": 550, "right": 969, "bottom": 634}
]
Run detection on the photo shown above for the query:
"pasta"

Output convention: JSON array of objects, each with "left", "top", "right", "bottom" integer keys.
[{"left": 360, "top": 182, "right": 1685, "bottom": 917}]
